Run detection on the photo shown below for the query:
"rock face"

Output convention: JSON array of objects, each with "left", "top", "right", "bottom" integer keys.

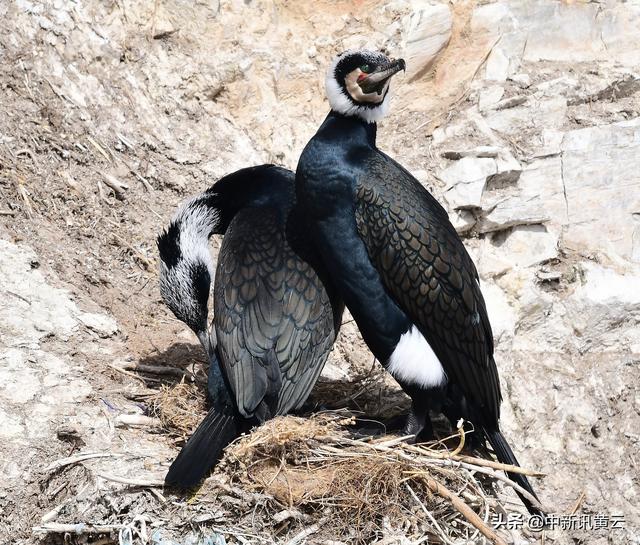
[
  {"left": 561, "top": 119, "right": 640, "bottom": 262},
  {"left": 401, "top": 2, "right": 452, "bottom": 81},
  {"left": 0, "top": 0, "right": 639, "bottom": 543}
]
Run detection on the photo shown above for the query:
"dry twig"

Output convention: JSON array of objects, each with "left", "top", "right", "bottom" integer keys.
[
  {"left": 34, "top": 523, "right": 124, "bottom": 534},
  {"left": 45, "top": 452, "right": 114, "bottom": 473}
]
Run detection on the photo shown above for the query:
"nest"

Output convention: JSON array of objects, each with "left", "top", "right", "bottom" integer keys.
[
  {"left": 147, "top": 384, "right": 540, "bottom": 543},
  {"left": 35, "top": 393, "right": 541, "bottom": 545},
  {"left": 204, "top": 412, "right": 534, "bottom": 544},
  {"left": 35, "top": 408, "right": 538, "bottom": 545}
]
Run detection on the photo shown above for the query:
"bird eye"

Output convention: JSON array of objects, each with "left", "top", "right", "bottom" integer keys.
[{"left": 360, "top": 64, "right": 371, "bottom": 73}]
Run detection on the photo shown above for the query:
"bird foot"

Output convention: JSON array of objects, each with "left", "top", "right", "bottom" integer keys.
[{"left": 402, "top": 410, "right": 434, "bottom": 444}]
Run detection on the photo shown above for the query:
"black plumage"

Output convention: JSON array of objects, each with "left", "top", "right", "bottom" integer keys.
[
  {"left": 214, "top": 184, "right": 342, "bottom": 421},
  {"left": 159, "top": 165, "right": 343, "bottom": 488},
  {"left": 296, "top": 72, "right": 542, "bottom": 513},
  {"left": 354, "top": 152, "right": 501, "bottom": 427}
]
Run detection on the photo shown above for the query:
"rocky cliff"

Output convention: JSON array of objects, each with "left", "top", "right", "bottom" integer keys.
[{"left": 0, "top": 1, "right": 638, "bottom": 543}]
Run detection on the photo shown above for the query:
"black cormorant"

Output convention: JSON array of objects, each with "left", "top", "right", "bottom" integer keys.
[
  {"left": 295, "top": 50, "right": 542, "bottom": 514},
  {"left": 158, "top": 164, "right": 343, "bottom": 488}
]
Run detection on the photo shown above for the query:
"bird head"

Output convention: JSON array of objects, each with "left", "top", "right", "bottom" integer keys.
[
  {"left": 325, "top": 49, "right": 405, "bottom": 123},
  {"left": 157, "top": 197, "right": 218, "bottom": 350}
]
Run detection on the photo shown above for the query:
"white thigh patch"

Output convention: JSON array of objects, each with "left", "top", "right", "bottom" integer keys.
[{"left": 387, "top": 326, "right": 447, "bottom": 388}]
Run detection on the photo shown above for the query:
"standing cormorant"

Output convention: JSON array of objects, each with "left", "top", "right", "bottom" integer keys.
[
  {"left": 158, "top": 165, "right": 343, "bottom": 488},
  {"left": 295, "top": 50, "right": 542, "bottom": 514}
]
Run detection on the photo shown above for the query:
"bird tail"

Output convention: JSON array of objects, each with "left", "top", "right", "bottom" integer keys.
[
  {"left": 165, "top": 406, "right": 240, "bottom": 489},
  {"left": 484, "top": 429, "right": 543, "bottom": 516}
]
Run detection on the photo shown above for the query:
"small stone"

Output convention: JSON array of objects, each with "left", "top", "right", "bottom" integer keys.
[
  {"left": 485, "top": 47, "right": 509, "bottom": 82},
  {"left": 509, "top": 73, "right": 531, "bottom": 88},
  {"left": 450, "top": 209, "right": 476, "bottom": 235},
  {"left": 536, "top": 270, "right": 562, "bottom": 282},
  {"left": 494, "top": 95, "right": 528, "bottom": 111},
  {"left": 78, "top": 312, "right": 119, "bottom": 338},
  {"left": 479, "top": 85, "right": 505, "bottom": 111}
]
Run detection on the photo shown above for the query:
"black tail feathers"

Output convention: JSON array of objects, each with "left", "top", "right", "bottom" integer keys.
[
  {"left": 484, "top": 429, "right": 543, "bottom": 517},
  {"left": 165, "top": 406, "right": 240, "bottom": 489}
]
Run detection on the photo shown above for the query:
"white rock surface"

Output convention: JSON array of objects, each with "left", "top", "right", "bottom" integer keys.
[
  {"left": 440, "top": 157, "right": 496, "bottom": 209},
  {"left": 561, "top": 119, "right": 640, "bottom": 263},
  {"left": 478, "top": 85, "right": 505, "bottom": 111},
  {"left": 485, "top": 47, "right": 509, "bottom": 82},
  {"left": 566, "top": 262, "right": 640, "bottom": 352},
  {"left": 487, "top": 225, "right": 558, "bottom": 269},
  {"left": 0, "top": 240, "right": 118, "bottom": 437},
  {"left": 402, "top": 1, "right": 452, "bottom": 81},
  {"left": 481, "top": 280, "right": 516, "bottom": 343}
]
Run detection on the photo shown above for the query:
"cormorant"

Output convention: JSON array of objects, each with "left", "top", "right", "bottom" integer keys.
[
  {"left": 158, "top": 164, "right": 343, "bottom": 488},
  {"left": 295, "top": 50, "right": 542, "bottom": 514}
]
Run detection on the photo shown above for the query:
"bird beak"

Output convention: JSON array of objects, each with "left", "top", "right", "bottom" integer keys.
[
  {"left": 196, "top": 329, "right": 216, "bottom": 363},
  {"left": 359, "top": 58, "right": 406, "bottom": 95}
]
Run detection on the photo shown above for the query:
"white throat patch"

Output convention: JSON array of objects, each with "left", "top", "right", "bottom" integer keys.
[
  {"left": 325, "top": 57, "right": 391, "bottom": 124},
  {"left": 387, "top": 326, "right": 447, "bottom": 388}
]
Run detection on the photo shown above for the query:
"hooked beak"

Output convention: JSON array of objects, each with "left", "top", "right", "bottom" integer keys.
[{"left": 359, "top": 58, "right": 406, "bottom": 95}]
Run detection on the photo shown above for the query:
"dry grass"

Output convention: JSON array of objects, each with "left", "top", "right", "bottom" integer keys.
[
  {"left": 151, "top": 381, "right": 207, "bottom": 439},
  {"left": 147, "top": 386, "right": 541, "bottom": 543},
  {"left": 212, "top": 413, "right": 523, "bottom": 544}
]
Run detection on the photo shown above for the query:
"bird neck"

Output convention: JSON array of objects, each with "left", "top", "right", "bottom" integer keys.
[
  {"left": 175, "top": 193, "right": 221, "bottom": 243},
  {"left": 206, "top": 165, "right": 295, "bottom": 228},
  {"left": 322, "top": 110, "right": 378, "bottom": 148},
  {"left": 168, "top": 194, "right": 220, "bottom": 278}
]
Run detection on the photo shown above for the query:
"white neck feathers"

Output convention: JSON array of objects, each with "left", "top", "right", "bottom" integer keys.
[{"left": 172, "top": 195, "right": 220, "bottom": 277}]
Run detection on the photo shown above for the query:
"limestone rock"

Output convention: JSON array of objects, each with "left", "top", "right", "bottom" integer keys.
[
  {"left": 472, "top": 1, "right": 640, "bottom": 68},
  {"left": 484, "top": 97, "right": 567, "bottom": 135},
  {"left": 515, "top": 157, "right": 567, "bottom": 232},
  {"left": 450, "top": 209, "right": 476, "bottom": 235},
  {"left": 490, "top": 151, "right": 521, "bottom": 188},
  {"left": 485, "top": 47, "right": 509, "bottom": 82},
  {"left": 402, "top": 1, "right": 452, "bottom": 81},
  {"left": 440, "top": 157, "right": 496, "bottom": 209},
  {"left": 480, "top": 280, "right": 516, "bottom": 344},
  {"left": 78, "top": 312, "right": 119, "bottom": 338},
  {"left": 509, "top": 73, "right": 531, "bottom": 89},
  {"left": 492, "top": 225, "right": 558, "bottom": 269},
  {"left": 560, "top": 118, "right": 640, "bottom": 263},
  {"left": 0, "top": 240, "right": 77, "bottom": 345},
  {"left": 565, "top": 262, "right": 640, "bottom": 352},
  {"left": 478, "top": 195, "right": 550, "bottom": 234}
]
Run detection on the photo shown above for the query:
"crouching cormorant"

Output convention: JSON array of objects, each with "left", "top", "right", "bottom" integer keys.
[
  {"left": 295, "top": 50, "right": 543, "bottom": 514},
  {"left": 158, "top": 165, "right": 343, "bottom": 488}
]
